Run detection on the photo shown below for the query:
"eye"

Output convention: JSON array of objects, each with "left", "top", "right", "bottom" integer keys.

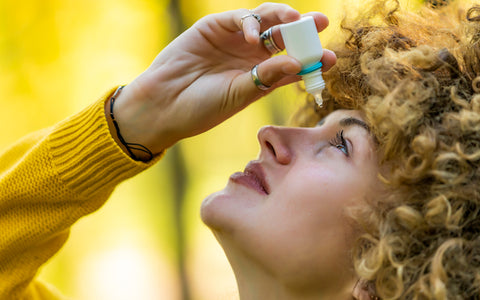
[
  {"left": 316, "top": 118, "right": 326, "bottom": 127},
  {"left": 329, "top": 130, "right": 350, "bottom": 157}
]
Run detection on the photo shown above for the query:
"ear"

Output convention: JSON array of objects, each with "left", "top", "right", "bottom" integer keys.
[{"left": 352, "top": 279, "right": 376, "bottom": 300}]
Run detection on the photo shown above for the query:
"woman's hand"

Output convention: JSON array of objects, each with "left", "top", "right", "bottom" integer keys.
[{"left": 111, "top": 3, "right": 336, "bottom": 157}]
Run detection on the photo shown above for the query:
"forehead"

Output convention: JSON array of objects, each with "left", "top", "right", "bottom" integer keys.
[{"left": 318, "top": 109, "right": 365, "bottom": 125}]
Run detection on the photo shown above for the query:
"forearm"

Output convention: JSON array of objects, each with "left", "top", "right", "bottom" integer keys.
[{"left": 0, "top": 88, "right": 160, "bottom": 299}]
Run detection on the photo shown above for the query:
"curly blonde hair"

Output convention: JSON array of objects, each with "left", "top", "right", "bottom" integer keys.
[{"left": 295, "top": 0, "right": 480, "bottom": 299}]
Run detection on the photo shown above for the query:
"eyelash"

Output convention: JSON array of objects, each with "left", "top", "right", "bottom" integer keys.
[{"left": 329, "top": 130, "right": 350, "bottom": 157}]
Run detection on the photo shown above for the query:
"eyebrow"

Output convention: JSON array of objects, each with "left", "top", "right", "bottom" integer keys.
[{"left": 339, "top": 117, "right": 371, "bottom": 133}]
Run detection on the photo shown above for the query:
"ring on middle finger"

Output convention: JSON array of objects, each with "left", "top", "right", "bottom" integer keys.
[
  {"left": 240, "top": 10, "right": 262, "bottom": 27},
  {"left": 260, "top": 27, "right": 282, "bottom": 54}
]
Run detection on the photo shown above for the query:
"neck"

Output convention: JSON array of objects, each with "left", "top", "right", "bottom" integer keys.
[
  {"left": 235, "top": 266, "right": 355, "bottom": 300},
  {"left": 226, "top": 247, "right": 356, "bottom": 300}
]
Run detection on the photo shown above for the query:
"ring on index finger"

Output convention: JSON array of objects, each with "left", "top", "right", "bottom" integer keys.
[
  {"left": 240, "top": 10, "right": 262, "bottom": 27},
  {"left": 260, "top": 27, "right": 282, "bottom": 54}
]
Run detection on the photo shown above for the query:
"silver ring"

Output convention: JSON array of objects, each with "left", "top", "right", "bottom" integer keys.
[
  {"left": 251, "top": 65, "right": 270, "bottom": 90},
  {"left": 260, "top": 27, "right": 282, "bottom": 54},
  {"left": 240, "top": 10, "right": 262, "bottom": 27}
]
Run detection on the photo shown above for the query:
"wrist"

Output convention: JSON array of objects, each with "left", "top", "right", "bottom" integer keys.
[{"left": 104, "top": 86, "right": 154, "bottom": 162}]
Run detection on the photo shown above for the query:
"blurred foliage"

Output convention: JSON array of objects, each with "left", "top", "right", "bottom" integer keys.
[{"left": 0, "top": 0, "right": 419, "bottom": 299}]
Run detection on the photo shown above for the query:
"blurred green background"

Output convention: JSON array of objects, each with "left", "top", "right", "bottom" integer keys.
[{"left": 0, "top": 0, "right": 420, "bottom": 299}]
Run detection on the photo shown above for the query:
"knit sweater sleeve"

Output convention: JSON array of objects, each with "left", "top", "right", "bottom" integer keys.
[{"left": 0, "top": 87, "right": 162, "bottom": 299}]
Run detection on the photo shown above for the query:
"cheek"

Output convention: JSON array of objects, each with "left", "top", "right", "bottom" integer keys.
[
  {"left": 281, "top": 166, "right": 363, "bottom": 211},
  {"left": 265, "top": 165, "right": 369, "bottom": 243},
  {"left": 264, "top": 167, "right": 359, "bottom": 231},
  {"left": 245, "top": 179, "right": 362, "bottom": 285}
]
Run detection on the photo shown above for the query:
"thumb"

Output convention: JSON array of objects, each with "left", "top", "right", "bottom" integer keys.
[{"left": 231, "top": 55, "right": 302, "bottom": 108}]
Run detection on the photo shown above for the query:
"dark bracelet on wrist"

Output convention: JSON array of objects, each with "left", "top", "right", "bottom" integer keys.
[{"left": 109, "top": 86, "right": 154, "bottom": 162}]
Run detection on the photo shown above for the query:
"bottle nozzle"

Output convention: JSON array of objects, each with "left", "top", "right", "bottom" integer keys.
[
  {"left": 302, "top": 68, "right": 325, "bottom": 108},
  {"left": 313, "top": 93, "right": 323, "bottom": 107}
]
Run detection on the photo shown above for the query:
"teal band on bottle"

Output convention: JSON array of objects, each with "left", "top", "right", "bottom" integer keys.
[{"left": 297, "top": 61, "right": 323, "bottom": 75}]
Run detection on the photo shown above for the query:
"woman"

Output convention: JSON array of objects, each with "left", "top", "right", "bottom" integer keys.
[{"left": 1, "top": 1, "right": 478, "bottom": 300}]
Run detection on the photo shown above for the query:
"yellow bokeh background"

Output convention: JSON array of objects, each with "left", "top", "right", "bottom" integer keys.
[{"left": 0, "top": 0, "right": 420, "bottom": 299}]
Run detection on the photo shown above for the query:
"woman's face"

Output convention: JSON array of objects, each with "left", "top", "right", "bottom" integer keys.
[{"left": 201, "top": 109, "right": 380, "bottom": 292}]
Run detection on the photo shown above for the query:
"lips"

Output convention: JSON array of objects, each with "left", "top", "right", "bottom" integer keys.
[{"left": 229, "top": 161, "right": 270, "bottom": 195}]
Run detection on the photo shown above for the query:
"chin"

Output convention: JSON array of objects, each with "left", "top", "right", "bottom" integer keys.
[
  {"left": 200, "top": 190, "right": 229, "bottom": 230},
  {"left": 201, "top": 180, "right": 261, "bottom": 235}
]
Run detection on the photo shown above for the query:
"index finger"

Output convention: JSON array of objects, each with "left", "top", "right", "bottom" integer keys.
[
  {"left": 269, "top": 12, "right": 329, "bottom": 50},
  {"left": 206, "top": 3, "right": 302, "bottom": 44}
]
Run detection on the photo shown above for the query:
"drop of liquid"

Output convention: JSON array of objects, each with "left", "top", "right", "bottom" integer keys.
[{"left": 313, "top": 93, "right": 323, "bottom": 108}]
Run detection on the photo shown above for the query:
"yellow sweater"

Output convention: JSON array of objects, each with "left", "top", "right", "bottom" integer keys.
[{"left": 0, "top": 88, "right": 160, "bottom": 299}]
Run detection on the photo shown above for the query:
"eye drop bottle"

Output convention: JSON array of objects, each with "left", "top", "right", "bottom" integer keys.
[{"left": 280, "top": 16, "right": 325, "bottom": 107}]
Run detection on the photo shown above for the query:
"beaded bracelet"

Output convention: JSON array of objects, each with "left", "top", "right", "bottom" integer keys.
[{"left": 109, "top": 86, "right": 154, "bottom": 162}]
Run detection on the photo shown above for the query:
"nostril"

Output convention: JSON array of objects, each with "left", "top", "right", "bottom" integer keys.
[
  {"left": 266, "top": 141, "right": 276, "bottom": 157},
  {"left": 258, "top": 125, "right": 292, "bottom": 165}
]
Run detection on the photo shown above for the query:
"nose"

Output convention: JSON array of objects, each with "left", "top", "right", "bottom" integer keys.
[{"left": 257, "top": 125, "right": 294, "bottom": 165}]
